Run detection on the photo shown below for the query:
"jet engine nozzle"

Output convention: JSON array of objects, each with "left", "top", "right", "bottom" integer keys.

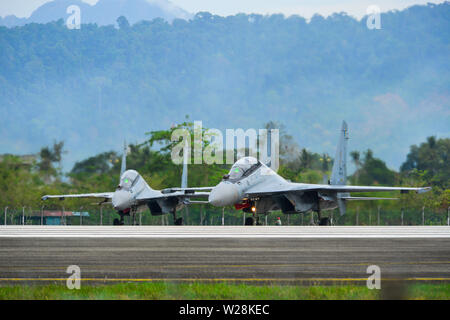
[
  {"left": 112, "top": 189, "right": 134, "bottom": 211},
  {"left": 208, "top": 182, "right": 240, "bottom": 206}
]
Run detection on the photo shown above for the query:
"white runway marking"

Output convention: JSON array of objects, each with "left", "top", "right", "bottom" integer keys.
[{"left": 0, "top": 226, "right": 449, "bottom": 238}]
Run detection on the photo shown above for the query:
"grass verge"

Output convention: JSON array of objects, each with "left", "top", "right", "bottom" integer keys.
[{"left": 0, "top": 282, "right": 449, "bottom": 300}]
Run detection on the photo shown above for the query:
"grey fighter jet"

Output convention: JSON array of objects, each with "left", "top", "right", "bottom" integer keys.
[
  {"left": 207, "top": 121, "right": 431, "bottom": 225},
  {"left": 41, "top": 142, "right": 209, "bottom": 225}
]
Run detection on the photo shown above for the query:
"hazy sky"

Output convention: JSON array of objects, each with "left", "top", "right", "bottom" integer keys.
[{"left": 0, "top": 0, "right": 446, "bottom": 19}]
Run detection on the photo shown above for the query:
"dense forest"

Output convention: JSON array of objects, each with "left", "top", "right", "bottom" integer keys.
[
  {"left": 0, "top": 121, "right": 448, "bottom": 226},
  {"left": 0, "top": 2, "right": 449, "bottom": 172}
]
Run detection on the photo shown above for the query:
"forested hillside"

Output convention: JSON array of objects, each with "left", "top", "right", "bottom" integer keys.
[{"left": 0, "top": 2, "right": 449, "bottom": 171}]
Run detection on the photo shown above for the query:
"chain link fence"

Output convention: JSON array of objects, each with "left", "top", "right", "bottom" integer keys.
[{"left": 1, "top": 206, "right": 449, "bottom": 226}]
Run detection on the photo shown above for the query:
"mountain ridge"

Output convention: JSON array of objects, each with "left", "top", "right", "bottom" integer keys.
[{"left": 0, "top": 0, "right": 192, "bottom": 27}]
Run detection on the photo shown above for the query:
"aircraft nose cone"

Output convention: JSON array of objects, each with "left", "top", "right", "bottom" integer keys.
[
  {"left": 112, "top": 189, "right": 133, "bottom": 211},
  {"left": 208, "top": 182, "right": 240, "bottom": 206}
]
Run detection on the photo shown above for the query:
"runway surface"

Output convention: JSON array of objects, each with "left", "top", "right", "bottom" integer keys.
[
  {"left": 1, "top": 225, "right": 450, "bottom": 238},
  {"left": 0, "top": 226, "right": 449, "bottom": 284}
]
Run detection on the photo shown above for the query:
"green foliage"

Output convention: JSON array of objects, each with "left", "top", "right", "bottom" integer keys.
[
  {"left": 0, "top": 155, "right": 43, "bottom": 208},
  {"left": 0, "top": 282, "right": 448, "bottom": 300},
  {"left": 71, "top": 151, "right": 119, "bottom": 176},
  {"left": 302, "top": 170, "right": 323, "bottom": 184},
  {"left": 400, "top": 136, "right": 450, "bottom": 188},
  {"left": 350, "top": 149, "right": 396, "bottom": 186},
  {"left": 277, "top": 165, "right": 297, "bottom": 182},
  {"left": 37, "top": 141, "right": 65, "bottom": 182}
]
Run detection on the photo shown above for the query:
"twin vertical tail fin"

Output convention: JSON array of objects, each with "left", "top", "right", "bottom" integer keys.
[
  {"left": 330, "top": 121, "right": 349, "bottom": 216},
  {"left": 330, "top": 121, "right": 348, "bottom": 186},
  {"left": 120, "top": 140, "right": 127, "bottom": 183}
]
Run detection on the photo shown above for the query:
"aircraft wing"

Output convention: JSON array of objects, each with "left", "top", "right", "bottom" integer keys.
[
  {"left": 161, "top": 187, "right": 214, "bottom": 193},
  {"left": 135, "top": 191, "right": 210, "bottom": 202},
  {"left": 339, "top": 196, "right": 399, "bottom": 200},
  {"left": 245, "top": 183, "right": 431, "bottom": 197},
  {"left": 42, "top": 192, "right": 114, "bottom": 201},
  {"left": 315, "top": 185, "right": 431, "bottom": 194}
]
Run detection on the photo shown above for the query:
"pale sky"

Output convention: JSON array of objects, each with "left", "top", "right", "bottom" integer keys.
[{"left": 0, "top": 0, "right": 446, "bottom": 19}]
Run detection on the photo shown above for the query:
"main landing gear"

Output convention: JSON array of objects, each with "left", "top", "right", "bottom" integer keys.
[
  {"left": 317, "top": 210, "right": 331, "bottom": 226},
  {"left": 172, "top": 210, "right": 184, "bottom": 225}
]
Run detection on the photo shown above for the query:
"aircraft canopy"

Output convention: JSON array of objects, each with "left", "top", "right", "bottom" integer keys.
[
  {"left": 119, "top": 169, "right": 139, "bottom": 190},
  {"left": 228, "top": 157, "right": 260, "bottom": 180}
]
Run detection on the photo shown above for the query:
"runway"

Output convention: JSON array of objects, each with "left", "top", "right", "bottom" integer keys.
[
  {"left": 1, "top": 225, "right": 450, "bottom": 238},
  {"left": 0, "top": 226, "right": 449, "bottom": 284}
]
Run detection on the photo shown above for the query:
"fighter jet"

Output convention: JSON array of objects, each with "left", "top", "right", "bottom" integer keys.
[
  {"left": 207, "top": 121, "right": 431, "bottom": 225},
  {"left": 41, "top": 141, "right": 209, "bottom": 225}
]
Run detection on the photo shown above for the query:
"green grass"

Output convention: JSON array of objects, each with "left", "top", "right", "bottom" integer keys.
[{"left": 0, "top": 282, "right": 449, "bottom": 300}]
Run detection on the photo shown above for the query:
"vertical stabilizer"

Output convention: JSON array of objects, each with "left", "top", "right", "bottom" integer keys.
[
  {"left": 120, "top": 140, "right": 127, "bottom": 180},
  {"left": 331, "top": 121, "right": 349, "bottom": 216},
  {"left": 330, "top": 121, "right": 348, "bottom": 186}
]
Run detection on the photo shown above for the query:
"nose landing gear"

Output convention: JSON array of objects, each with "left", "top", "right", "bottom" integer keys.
[
  {"left": 113, "top": 208, "right": 136, "bottom": 226},
  {"left": 113, "top": 211, "right": 126, "bottom": 225},
  {"left": 242, "top": 200, "right": 264, "bottom": 226},
  {"left": 245, "top": 216, "right": 255, "bottom": 225}
]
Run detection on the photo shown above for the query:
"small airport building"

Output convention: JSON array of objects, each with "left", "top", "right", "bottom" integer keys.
[{"left": 26, "top": 210, "right": 90, "bottom": 225}]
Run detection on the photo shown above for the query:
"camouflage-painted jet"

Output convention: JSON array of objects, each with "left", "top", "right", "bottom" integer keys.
[
  {"left": 41, "top": 141, "right": 209, "bottom": 225},
  {"left": 207, "top": 121, "right": 431, "bottom": 225}
]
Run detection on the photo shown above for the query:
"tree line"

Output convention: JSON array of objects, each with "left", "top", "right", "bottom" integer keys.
[{"left": 0, "top": 121, "right": 448, "bottom": 225}]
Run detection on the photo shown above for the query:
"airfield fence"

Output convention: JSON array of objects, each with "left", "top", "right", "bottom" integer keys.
[{"left": 1, "top": 206, "right": 449, "bottom": 226}]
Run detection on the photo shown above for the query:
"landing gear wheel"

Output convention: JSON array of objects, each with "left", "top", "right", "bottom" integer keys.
[
  {"left": 174, "top": 217, "right": 184, "bottom": 225},
  {"left": 245, "top": 217, "right": 255, "bottom": 225},
  {"left": 319, "top": 217, "right": 330, "bottom": 226},
  {"left": 115, "top": 211, "right": 126, "bottom": 226}
]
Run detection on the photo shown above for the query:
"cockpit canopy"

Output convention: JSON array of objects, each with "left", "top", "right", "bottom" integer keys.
[
  {"left": 227, "top": 157, "right": 261, "bottom": 181},
  {"left": 119, "top": 169, "right": 139, "bottom": 190}
]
